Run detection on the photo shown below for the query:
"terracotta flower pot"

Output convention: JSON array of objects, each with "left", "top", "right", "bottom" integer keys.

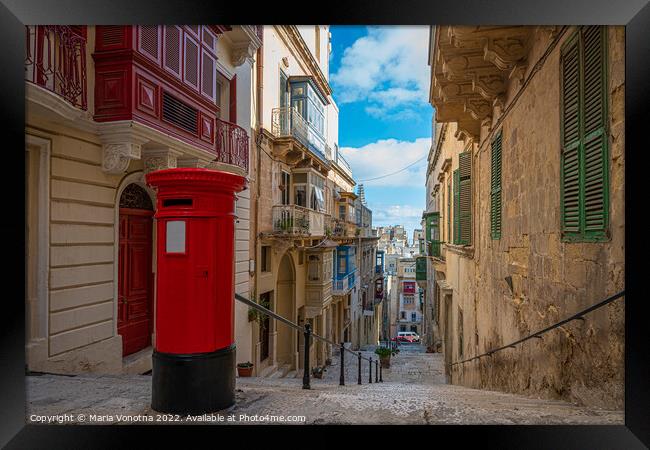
[
  {"left": 380, "top": 356, "right": 391, "bottom": 368},
  {"left": 237, "top": 366, "right": 254, "bottom": 377}
]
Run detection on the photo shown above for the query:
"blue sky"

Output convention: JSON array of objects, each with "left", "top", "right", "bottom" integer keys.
[{"left": 329, "top": 26, "right": 434, "bottom": 239}]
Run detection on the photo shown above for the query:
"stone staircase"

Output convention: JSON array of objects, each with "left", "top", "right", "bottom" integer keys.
[{"left": 258, "top": 363, "right": 295, "bottom": 379}]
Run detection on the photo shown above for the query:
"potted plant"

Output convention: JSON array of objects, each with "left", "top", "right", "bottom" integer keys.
[
  {"left": 375, "top": 347, "right": 393, "bottom": 368},
  {"left": 237, "top": 361, "right": 254, "bottom": 377},
  {"left": 312, "top": 366, "right": 325, "bottom": 379}
]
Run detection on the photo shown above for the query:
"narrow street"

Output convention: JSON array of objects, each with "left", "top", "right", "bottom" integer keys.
[{"left": 27, "top": 344, "right": 623, "bottom": 425}]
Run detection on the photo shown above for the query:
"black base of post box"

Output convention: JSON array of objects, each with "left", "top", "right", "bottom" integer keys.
[{"left": 152, "top": 345, "right": 235, "bottom": 414}]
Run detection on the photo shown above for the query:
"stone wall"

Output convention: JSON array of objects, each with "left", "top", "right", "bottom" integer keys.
[{"left": 442, "top": 27, "right": 624, "bottom": 409}]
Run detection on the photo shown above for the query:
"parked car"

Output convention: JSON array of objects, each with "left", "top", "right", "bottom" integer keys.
[{"left": 393, "top": 331, "right": 420, "bottom": 343}]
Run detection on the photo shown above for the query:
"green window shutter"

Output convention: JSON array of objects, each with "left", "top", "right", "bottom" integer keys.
[
  {"left": 561, "top": 32, "right": 582, "bottom": 237},
  {"left": 453, "top": 169, "right": 459, "bottom": 245},
  {"left": 560, "top": 26, "right": 608, "bottom": 241},
  {"left": 458, "top": 152, "right": 472, "bottom": 245},
  {"left": 490, "top": 131, "right": 503, "bottom": 239},
  {"left": 447, "top": 177, "right": 451, "bottom": 243},
  {"left": 581, "top": 26, "right": 608, "bottom": 238}
]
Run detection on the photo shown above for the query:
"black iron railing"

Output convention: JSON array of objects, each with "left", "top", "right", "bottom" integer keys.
[
  {"left": 235, "top": 293, "right": 383, "bottom": 388},
  {"left": 449, "top": 290, "right": 625, "bottom": 367}
]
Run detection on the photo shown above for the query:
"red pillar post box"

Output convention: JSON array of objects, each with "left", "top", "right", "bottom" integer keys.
[{"left": 146, "top": 168, "right": 247, "bottom": 414}]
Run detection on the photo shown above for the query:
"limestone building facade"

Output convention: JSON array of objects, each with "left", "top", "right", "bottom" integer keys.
[
  {"left": 25, "top": 25, "right": 261, "bottom": 374},
  {"left": 423, "top": 25, "right": 624, "bottom": 407}
]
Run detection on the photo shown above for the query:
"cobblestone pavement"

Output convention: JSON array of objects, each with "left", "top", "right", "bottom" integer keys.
[{"left": 26, "top": 343, "right": 623, "bottom": 425}]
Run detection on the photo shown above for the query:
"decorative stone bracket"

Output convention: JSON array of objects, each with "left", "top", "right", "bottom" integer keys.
[
  {"left": 143, "top": 147, "right": 184, "bottom": 174},
  {"left": 102, "top": 143, "right": 142, "bottom": 174}
]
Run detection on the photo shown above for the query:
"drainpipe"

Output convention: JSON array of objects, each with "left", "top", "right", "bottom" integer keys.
[{"left": 254, "top": 44, "right": 263, "bottom": 261}]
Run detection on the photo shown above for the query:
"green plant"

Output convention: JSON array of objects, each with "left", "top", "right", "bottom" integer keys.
[
  {"left": 237, "top": 361, "right": 253, "bottom": 368},
  {"left": 374, "top": 347, "right": 392, "bottom": 358},
  {"left": 248, "top": 290, "right": 268, "bottom": 324}
]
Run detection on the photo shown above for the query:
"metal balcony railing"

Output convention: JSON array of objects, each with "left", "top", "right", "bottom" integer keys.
[
  {"left": 336, "top": 152, "right": 352, "bottom": 177},
  {"left": 272, "top": 204, "right": 326, "bottom": 236},
  {"left": 271, "top": 107, "right": 328, "bottom": 163},
  {"left": 332, "top": 270, "right": 356, "bottom": 294},
  {"left": 25, "top": 25, "right": 87, "bottom": 110},
  {"left": 215, "top": 118, "right": 249, "bottom": 172}
]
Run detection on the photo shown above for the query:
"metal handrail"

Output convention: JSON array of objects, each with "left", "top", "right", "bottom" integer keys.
[
  {"left": 449, "top": 290, "right": 625, "bottom": 367},
  {"left": 235, "top": 293, "right": 372, "bottom": 363}
]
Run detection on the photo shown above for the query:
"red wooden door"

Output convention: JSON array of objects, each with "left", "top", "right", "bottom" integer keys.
[{"left": 118, "top": 208, "right": 153, "bottom": 356}]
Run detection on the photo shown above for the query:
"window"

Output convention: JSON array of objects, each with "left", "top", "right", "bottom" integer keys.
[
  {"left": 310, "top": 175, "right": 325, "bottom": 212},
  {"left": 400, "top": 311, "right": 406, "bottom": 319},
  {"left": 261, "top": 246, "right": 271, "bottom": 272},
  {"left": 453, "top": 152, "right": 472, "bottom": 245},
  {"left": 281, "top": 171, "right": 290, "bottom": 205},
  {"left": 560, "top": 26, "right": 608, "bottom": 242},
  {"left": 338, "top": 254, "right": 346, "bottom": 273},
  {"left": 294, "top": 185, "right": 306, "bottom": 207},
  {"left": 339, "top": 204, "right": 345, "bottom": 220},
  {"left": 491, "top": 131, "right": 503, "bottom": 239},
  {"left": 280, "top": 70, "right": 289, "bottom": 108},
  {"left": 308, "top": 254, "right": 321, "bottom": 281}
]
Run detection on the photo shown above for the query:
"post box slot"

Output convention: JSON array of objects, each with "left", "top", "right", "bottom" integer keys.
[
  {"left": 166, "top": 220, "right": 186, "bottom": 253},
  {"left": 163, "top": 198, "right": 193, "bottom": 207}
]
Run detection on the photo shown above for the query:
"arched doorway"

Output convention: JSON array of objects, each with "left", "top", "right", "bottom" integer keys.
[
  {"left": 276, "top": 253, "right": 295, "bottom": 368},
  {"left": 118, "top": 183, "right": 154, "bottom": 356}
]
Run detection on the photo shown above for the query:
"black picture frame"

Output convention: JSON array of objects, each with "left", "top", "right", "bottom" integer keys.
[{"left": 1, "top": 0, "right": 648, "bottom": 447}]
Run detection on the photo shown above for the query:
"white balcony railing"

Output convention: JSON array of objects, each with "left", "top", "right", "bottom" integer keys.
[
  {"left": 332, "top": 270, "right": 356, "bottom": 295},
  {"left": 272, "top": 204, "right": 326, "bottom": 236},
  {"left": 271, "top": 107, "right": 328, "bottom": 163}
]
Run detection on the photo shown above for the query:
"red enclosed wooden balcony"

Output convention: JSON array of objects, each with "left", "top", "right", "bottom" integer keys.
[
  {"left": 25, "top": 25, "right": 87, "bottom": 110},
  {"left": 93, "top": 25, "right": 248, "bottom": 173}
]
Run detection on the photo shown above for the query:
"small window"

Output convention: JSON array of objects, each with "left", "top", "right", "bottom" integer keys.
[
  {"left": 261, "top": 246, "right": 271, "bottom": 272},
  {"left": 166, "top": 221, "right": 186, "bottom": 253}
]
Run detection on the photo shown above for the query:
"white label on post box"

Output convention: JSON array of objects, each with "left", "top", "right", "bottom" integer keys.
[{"left": 166, "top": 220, "right": 186, "bottom": 253}]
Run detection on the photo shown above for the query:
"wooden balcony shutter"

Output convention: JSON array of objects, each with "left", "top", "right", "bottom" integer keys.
[
  {"left": 184, "top": 34, "right": 199, "bottom": 90},
  {"left": 560, "top": 26, "right": 608, "bottom": 241},
  {"left": 201, "top": 49, "right": 216, "bottom": 101},
  {"left": 458, "top": 151, "right": 472, "bottom": 245},
  {"left": 490, "top": 131, "right": 503, "bottom": 239},
  {"left": 453, "top": 169, "right": 459, "bottom": 245},
  {"left": 138, "top": 26, "right": 160, "bottom": 62},
  {"left": 163, "top": 25, "right": 182, "bottom": 78}
]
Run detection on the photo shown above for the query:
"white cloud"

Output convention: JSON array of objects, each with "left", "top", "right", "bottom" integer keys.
[
  {"left": 331, "top": 26, "right": 430, "bottom": 119},
  {"left": 340, "top": 137, "right": 430, "bottom": 188}
]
